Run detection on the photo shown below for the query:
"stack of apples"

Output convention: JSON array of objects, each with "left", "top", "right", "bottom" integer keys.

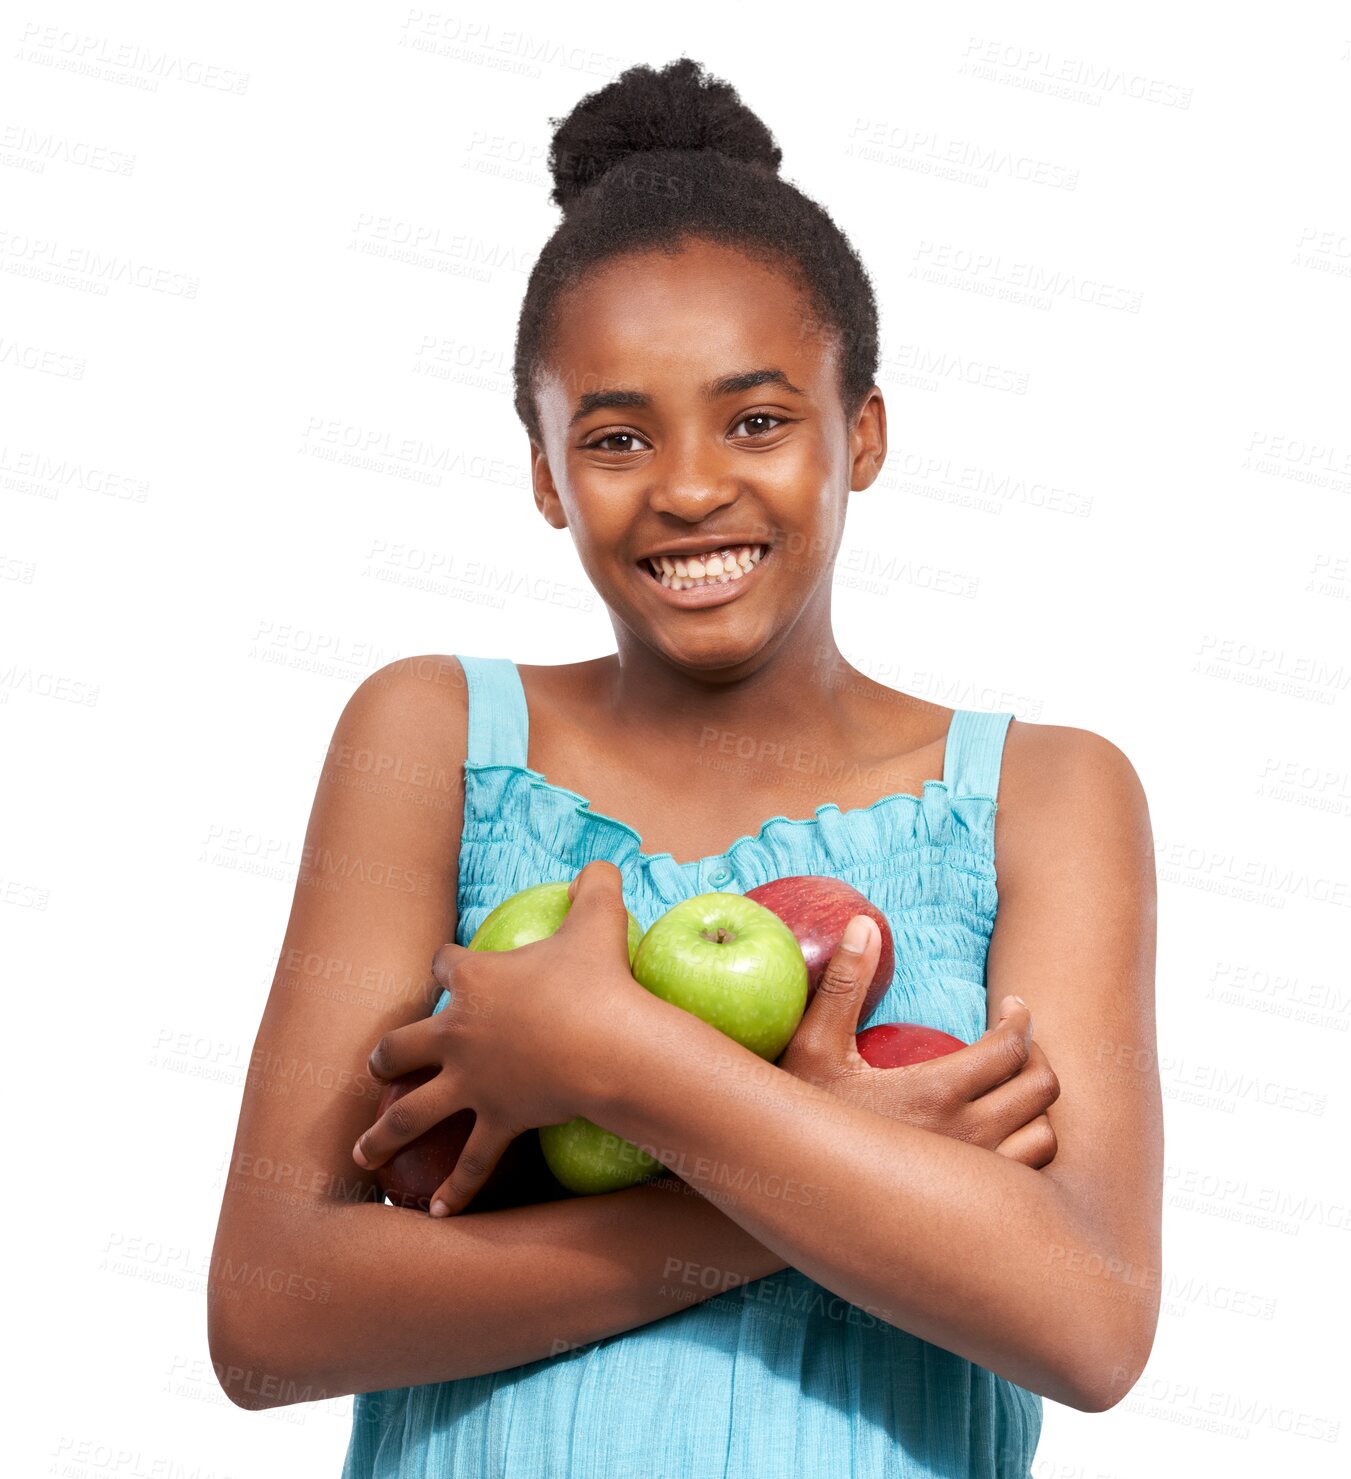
[{"left": 369, "top": 875, "right": 964, "bottom": 1211}]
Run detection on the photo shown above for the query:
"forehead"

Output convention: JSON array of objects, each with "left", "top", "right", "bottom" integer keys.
[{"left": 542, "top": 239, "right": 832, "bottom": 401}]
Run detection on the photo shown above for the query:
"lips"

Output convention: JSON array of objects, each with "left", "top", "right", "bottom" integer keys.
[
  {"left": 638, "top": 539, "right": 772, "bottom": 560},
  {"left": 635, "top": 543, "right": 774, "bottom": 608},
  {"left": 639, "top": 543, "right": 770, "bottom": 591}
]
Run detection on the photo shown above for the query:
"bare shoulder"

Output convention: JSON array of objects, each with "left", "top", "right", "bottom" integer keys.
[
  {"left": 348, "top": 653, "right": 468, "bottom": 728},
  {"left": 323, "top": 654, "right": 469, "bottom": 825},
  {"left": 996, "top": 719, "right": 1154, "bottom": 888},
  {"left": 1001, "top": 719, "right": 1149, "bottom": 802}
]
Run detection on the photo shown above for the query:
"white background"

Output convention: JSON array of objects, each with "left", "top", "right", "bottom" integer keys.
[{"left": 4, "top": 1, "right": 1348, "bottom": 1475}]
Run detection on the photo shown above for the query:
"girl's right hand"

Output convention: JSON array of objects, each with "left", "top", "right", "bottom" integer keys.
[{"left": 775, "top": 916, "right": 1061, "bottom": 1169}]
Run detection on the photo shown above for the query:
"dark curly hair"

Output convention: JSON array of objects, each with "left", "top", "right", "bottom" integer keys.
[{"left": 512, "top": 56, "right": 880, "bottom": 448}]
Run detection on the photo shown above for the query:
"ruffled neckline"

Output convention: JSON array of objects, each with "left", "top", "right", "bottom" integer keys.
[{"left": 462, "top": 760, "right": 998, "bottom": 892}]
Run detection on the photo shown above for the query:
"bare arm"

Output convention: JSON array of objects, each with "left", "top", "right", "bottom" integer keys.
[
  {"left": 557, "top": 726, "right": 1162, "bottom": 1413},
  {"left": 207, "top": 655, "right": 786, "bottom": 1410},
  {"left": 219, "top": 1174, "right": 786, "bottom": 1409}
]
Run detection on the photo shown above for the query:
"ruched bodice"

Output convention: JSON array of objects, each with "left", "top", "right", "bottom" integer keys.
[{"left": 343, "top": 654, "right": 1040, "bottom": 1478}]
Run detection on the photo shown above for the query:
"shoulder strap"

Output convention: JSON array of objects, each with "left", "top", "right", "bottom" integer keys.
[
  {"left": 942, "top": 709, "right": 1015, "bottom": 801},
  {"left": 456, "top": 654, "right": 530, "bottom": 768}
]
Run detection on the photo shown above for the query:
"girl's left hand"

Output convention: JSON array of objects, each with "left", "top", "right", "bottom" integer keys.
[
  {"left": 352, "top": 860, "right": 641, "bottom": 1215},
  {"left": 778, "top": 916, "right": 1061, "bottom": 1168}
]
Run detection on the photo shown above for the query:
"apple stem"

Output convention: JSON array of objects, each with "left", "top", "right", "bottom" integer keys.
[{"left": 701, "top": 928, "right": 737, "bottom": 944}]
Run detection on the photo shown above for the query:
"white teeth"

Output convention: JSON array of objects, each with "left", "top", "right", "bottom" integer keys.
[{"left": 647, "top": 544, "right": 767, "bottom": 590}]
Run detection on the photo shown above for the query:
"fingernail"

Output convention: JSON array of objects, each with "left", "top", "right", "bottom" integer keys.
[
  {"left": 1013, "top": 995, "right": 1027, "bottom": 1007},
  {"left": 352, "top": 1140, "right": 369, "bottom": 1168},
  {"left": 430, "top": 1199, "right": 449, "bottom": 1218},
  {"left": 841, "top": 916, "right": 871, "bottom": 953}
]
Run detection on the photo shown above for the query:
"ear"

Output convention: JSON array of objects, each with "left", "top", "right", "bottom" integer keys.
[
  {"left": 530, "top": 441, "right": 568, "bottom": 531},
  {"left": 849, "top": 387, "right": 886, "bottom": 494}
]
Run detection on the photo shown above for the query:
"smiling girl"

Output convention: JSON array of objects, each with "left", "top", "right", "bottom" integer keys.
[{"left": 209, "top": 56, "right": 1162, "bottom": 1478}]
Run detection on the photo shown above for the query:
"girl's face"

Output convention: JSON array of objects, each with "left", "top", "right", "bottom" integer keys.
[{"left": 530, "top": 236, "right": 884, "bottom": 675}]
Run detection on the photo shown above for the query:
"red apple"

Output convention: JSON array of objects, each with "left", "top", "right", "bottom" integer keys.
[
  {"left": 744, "top": 875, "right": 895, "bottom": 1021},
  {"left": 855, "top": 1022, "right": 966, "bottom": 1067},
  {"left": 372, "top": 1067, "right": 565, "bottom": 1213}
]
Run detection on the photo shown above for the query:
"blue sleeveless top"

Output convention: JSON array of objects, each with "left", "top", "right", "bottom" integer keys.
[{"left": 344, "top": 654, "right": 1041, "bottom": 1478}]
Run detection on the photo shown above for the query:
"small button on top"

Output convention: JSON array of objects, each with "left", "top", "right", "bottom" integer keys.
[{"left": 709, "top": 866, "right": 732, "bottom": 885}]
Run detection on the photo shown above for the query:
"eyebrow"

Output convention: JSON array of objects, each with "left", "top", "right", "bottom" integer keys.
[{"left": 568, "top": 367, "right": 807, "bottom": 428}]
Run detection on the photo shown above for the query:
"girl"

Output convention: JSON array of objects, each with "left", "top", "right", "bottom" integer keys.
[{"left": 210, "top": 56, "right": 1162, "bottom": 1478}]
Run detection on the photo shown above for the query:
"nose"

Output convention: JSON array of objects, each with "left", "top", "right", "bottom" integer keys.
[{"left": 645, "top": 442, "right": 741, "bottom": 524}]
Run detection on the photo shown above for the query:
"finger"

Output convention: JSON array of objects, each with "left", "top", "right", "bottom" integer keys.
[
  {"left": 942, "top": 999, "right": 1034, "bottom": 1100},
  {"left": 563, "top": 859, "right": 626, "bottom": 913},
  {"left": 366, "top": 1015, "right": 444, "bottom": 1082},
  {"left": 994, "top": 1112, "right": 1058, "bottom": 1169},
  {"left": 352, "top": 1076, "right": 450, "bottom": 1170},
  {"left": 793, "top": 916, "right": 881, "bottom": 1054},
  {"left": 566, "top": 858, "right": 623, "bottom": 903},
  {"left": 969, "top": 1040, "right": 1061, "bottom": 1135},
  {"left": 433, "top": 939, "right": 473, "bottom": 987},
  {"left": 428, "top": 1116, "right": 514, "bottom": 1217},
  {"left": 560, "top": 859, "right": 634, "bottom": 960}
]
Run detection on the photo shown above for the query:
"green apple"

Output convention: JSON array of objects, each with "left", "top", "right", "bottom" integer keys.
[
  {"left": 536, "top": 890, "right": 813, "bottom": 1197},
  {"left": 536, "top": 1113, "right": 664, "bottom": 1196},
  {"left": 632, "top": 892, "right": 809, "bottom": 1059},
  {"left": 468, "top": 881, "right": 656, "bottom": 1197},
  {"left": 469, "top": 879, "right": 644, "bottom": 960}
]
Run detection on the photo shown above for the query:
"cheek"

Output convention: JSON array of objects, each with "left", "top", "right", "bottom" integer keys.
[
  {"left": 553, "top": 494, "right": 626, "bottom": 564},
  {"left": 571, "top": 524, "right": 640, "bottom": 591},
  {"left": 776, "top": 490, "right": 846, "bottom": 575},
  {"left": 563, "top": 480, "right": 638, "bottom": 540}
]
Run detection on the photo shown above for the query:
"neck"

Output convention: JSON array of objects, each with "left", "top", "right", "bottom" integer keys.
[{"left": 601, "top": 599, "right": 873, "bottom": 764}]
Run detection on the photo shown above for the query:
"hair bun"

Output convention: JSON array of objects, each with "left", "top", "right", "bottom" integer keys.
[{"left": 547, "top": 56, "right": 782, "bottom": 212}]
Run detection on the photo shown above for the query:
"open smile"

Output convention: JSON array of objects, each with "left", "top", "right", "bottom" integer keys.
[{"left": 636, "top": 543, "right": 773, "bottom": 608}]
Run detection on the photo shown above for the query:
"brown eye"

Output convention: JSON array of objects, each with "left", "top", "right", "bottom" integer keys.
[
  {"left": 584, "top": 431, "right": 650, "bottom": 454},
  {"left": 733, "top": 413, "right": 785, "bottom": 438}
]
